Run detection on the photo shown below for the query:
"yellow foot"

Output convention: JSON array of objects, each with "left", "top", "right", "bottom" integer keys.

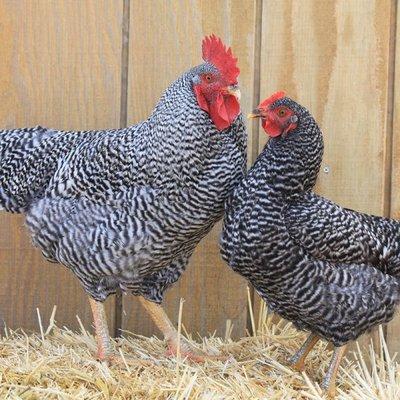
[
  {"left": 287, "top": 358, "right": 306, "bottom": 373},
  {"left": 166, "top": 337, "right": 227, "bottom": 363},
  {"left": 287, "top": 333, "right": 320, "bottom": 373},
  {"left": 321, "top": 378, "right": 337, "bottom": 399},
  {"left": 324, "top": 386, "right": 337, "bottom": 400},
  {"left": 287, "top": 351, "right": 307, "bottom": 372}
]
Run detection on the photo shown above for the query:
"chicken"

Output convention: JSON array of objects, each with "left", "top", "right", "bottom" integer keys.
[
  {"left": 220, "top": 91, "right": 400, "bottom": 398},
  {"left": 0, "top": 35, "right": 247, "bottom": 363}
]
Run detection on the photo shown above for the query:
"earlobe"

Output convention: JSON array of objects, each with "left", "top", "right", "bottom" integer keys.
[{"left": 283, "top": 119, "right": 298, "bottom": 136}]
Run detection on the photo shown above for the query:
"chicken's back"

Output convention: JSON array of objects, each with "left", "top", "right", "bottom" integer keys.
[{"left": 281, "top": 191, "right": 400, "bottom": 277}]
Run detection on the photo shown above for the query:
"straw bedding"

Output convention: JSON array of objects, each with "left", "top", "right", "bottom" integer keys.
[{"left": 0, "top": 302, "right": 398, "bottom": 399}]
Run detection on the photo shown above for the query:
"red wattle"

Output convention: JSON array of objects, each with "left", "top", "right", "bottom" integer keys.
[
  {"left": 262, "top": 120, "right": 282, "bottom": 137},
  {"left": 208, "top": 93, "right": 240, "bottom": 131},
  {"left": 194, "top": 86, "right": 240, "bottom": 131},
  {"left": 210, "top": 93, "right": 229, "bottom": 129},
  {"left": 224, "top": 95, "right": 240, "bottom": 125}
]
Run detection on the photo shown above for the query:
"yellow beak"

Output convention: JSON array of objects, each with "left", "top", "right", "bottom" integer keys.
[
  {"left": 226, "top": 85, "right": 241, "bottom": 101},
  {"left": 247, "top": 109, "right": 262, "bottom": 119}
]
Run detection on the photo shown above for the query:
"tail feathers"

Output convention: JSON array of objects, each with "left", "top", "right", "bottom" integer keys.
[{"left": 0, "top": 126, "right": 64, "bottom": 213}]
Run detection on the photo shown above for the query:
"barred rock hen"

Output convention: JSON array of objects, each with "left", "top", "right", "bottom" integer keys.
[
  {"left": 221, "top": 92, "right": 400, "bottom": 398},
  {"left": 0, "top": 35, "right": 246, "bottom": 363}
]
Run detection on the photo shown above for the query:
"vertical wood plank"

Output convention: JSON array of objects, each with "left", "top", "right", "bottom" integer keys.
[
  {"left": 386, "top": 0, "right": 400, "bottom": 355},
  {"left": 122, "top": 0, "right": 257, "bottom": 338},
  {"left": 0, "top": 0, "right": 123, "bottom": 333},
  {"left": 258, "top": 0, "right": 394, "bottom": 350}
]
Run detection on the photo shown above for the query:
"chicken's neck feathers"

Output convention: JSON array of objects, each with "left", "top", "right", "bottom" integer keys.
[
  {"left": 257, "top": 114, "right": 323, "bottom": 197},
  {"left": 128, "top": 70, "right": 244, "bottom": 190}
]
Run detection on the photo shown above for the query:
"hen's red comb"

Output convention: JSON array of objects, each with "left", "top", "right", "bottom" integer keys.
[
  {"left": 259, "top": 91, "right": 286, "bottom": 108},
  {"left": 202, "top": 34, "right": 240, "bottom": 84}
]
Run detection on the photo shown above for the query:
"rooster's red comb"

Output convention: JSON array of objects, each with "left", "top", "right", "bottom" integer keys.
[
  {"left": 259, "top": 91, "right": 286, "bottom": 108},
  {"left": 202, "top": 34, "right": 240, "bottom": 84}
]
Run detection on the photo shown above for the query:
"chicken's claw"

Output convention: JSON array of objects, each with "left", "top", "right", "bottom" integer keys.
[{"left": 166, "top": 337, "right": 227, "bottom": 363}]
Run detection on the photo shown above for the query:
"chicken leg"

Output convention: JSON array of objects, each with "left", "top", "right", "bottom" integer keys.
[
  {"left": 89, "top": 297, "right": 151, "bottom": 366},
  {"left": 89, "top": 296, "right": 223, "bottom": 363},
  {"left": 89, "top": 297, "right": 113, "bottom": 361},
  {"left": 138, "top": 297, "right": 224, "bottom": 362},
  {"left": 288, "top": 333, "right": 320, "bottom": 372},
  {"left": 321, "top": 345, "right": 347, "bottom": 399}
]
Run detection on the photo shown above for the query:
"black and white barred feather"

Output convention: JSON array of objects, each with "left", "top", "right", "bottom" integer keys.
[
  {"left": 221, "top": 96, "right": 400, "bottom": 346},
  {"left": 1, "top": 63, "right": 247, "bottom": 303}
]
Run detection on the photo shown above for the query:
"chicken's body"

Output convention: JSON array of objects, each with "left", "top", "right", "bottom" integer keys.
[
  {"left": 1, "top": 36, "right": 247, "bottom": 362},
  {"left": 221, "top": 94, "right": 400, "bottom": 396},
  {"left": 222, "top": 118, "right": 399, "bottom": 346},
  {"left": 24, "top": 73, "right": 246, "bottom": 303}
]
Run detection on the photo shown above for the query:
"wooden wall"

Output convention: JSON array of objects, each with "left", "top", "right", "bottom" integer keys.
[{"left": 0, "top": 0, "right": 399, "bottom": 352}]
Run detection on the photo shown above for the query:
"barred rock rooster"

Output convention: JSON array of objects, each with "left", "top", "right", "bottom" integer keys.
[
  {"left": 221, "top": 91, "right": 400, "bottom": 398},
  {"left": 0, "top": 35, "right": 246, "bottom": 363}
]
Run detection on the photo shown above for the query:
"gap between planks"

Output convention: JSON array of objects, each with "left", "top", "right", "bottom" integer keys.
[
  {"left": 248, "top": 0, "right": 264, "bottom": 336},
  {"left": 115, "top": 0, "right": 131, "bottom": 337}
]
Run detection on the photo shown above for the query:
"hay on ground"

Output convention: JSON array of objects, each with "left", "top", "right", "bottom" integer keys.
[{"left": 0, "top": 300, "right": 398, "bottom": 399}]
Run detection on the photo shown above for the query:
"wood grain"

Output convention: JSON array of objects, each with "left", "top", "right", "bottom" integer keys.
[
  {"left": 258, "top": 0, "right": 394, "bottom": 351},
  {"left": 122, "top": 0, "right": 257, "bottom": 338},
  {"left": 0, "top": 0, "right": 123, "bottom": 333},
  {"left": 386, "top": 0, "right": 399, "bottom": 355}
]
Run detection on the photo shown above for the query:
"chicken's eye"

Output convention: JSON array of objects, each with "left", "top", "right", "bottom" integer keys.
[
  {"left": 277, "top": 108, "right": 287, "bottom": 117},
  {"left": 205, "top": 74, "right": 212, "bottom": 82}
]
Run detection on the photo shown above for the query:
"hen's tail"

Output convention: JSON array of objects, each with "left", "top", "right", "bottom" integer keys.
[{"left": 0, "top": 126, "right": 81, "bottom": 213}]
